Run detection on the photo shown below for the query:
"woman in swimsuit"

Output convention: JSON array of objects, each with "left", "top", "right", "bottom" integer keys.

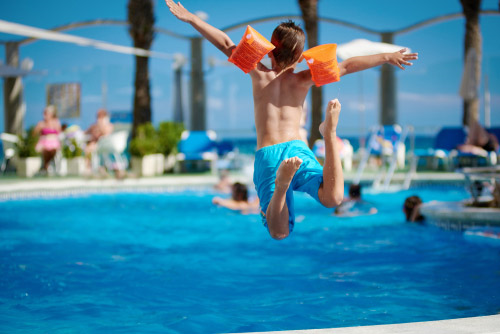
[
  {"left": 33, "top": 105, "right": 62, "bottom": 172},
  {"left": 458, "top": 120, "right": 499, "bottom": 155}
]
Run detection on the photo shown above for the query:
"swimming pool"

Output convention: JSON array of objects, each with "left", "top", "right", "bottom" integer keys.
[{"left": 1, "top": 186, "right": 499, "bottom": 333}]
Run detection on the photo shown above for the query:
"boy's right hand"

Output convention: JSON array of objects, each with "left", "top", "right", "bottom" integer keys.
[{"left": 165, "top": 0, "right": 194, "bottom": 23}]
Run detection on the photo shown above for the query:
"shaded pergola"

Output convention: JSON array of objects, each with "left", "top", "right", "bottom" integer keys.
[{"left": 2, "top": 10, "right": 499, "bottom": 134}]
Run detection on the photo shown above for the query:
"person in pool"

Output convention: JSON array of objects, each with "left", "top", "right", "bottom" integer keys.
[
  {"left": 403, "top": 195, "right": 424, "bottom": 223},
  {"left": 334, "top": 184, "right": 377, "bottom": 217},
  {"left": 212, "top": 182, "right": 260, "bottom": 214},
  {"left": 166, "top": 0, "right": 418, "bottom": 240}
]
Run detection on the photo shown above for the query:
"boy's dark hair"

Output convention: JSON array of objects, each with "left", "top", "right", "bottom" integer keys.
[
  {"left": 403, "top": 195, "right": 424, "bottom": 222},
  {"left": 348, "top": 184, "right": 362, "bottom": 199},
  {"left": 232, "top": 182, "right": 248, "bottom": 202},
  {"left": 271, "top": 20, "right": 305, "bottom": 70}
]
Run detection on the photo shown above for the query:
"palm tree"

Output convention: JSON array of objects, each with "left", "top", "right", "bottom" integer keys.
[
  {"left": 460, "top": 0, "right": 482, "bottom": 127},
  {"left": 128, "top": 0, "right": 155, "bottom": 137},
  {"left": 298, "top": 0, "right": 322, "bottom": 148}
]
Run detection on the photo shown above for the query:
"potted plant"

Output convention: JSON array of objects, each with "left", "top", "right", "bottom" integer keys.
[
  {"left": 16, "top": 127, "right": 42, "bottom": 178},
  {"left": 62, "top": 138, "right": 85, "bottom": 176},
  {"left": 129, "top": 123, "right": 162, "bottom": 177},
  {"left": 158, "top": 121, "right": 184, "bottom": 172}
]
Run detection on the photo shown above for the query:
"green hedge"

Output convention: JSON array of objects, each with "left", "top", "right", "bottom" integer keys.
[
  {"left": 129, "top": 122, "right": 184, "bottom": 157},
  {"left": 16, "top": 127, "right": 39, "bottom": 158}
]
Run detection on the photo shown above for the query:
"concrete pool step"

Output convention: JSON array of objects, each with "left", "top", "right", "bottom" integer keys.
[
  {"left": 235, "top": 314, "right": 500, "bottom": 334},
  {"left": 421, "top": 200, "right": 500, "bottom": 230}
]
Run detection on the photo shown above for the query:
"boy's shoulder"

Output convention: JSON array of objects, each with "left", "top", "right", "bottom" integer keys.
[{"left": 251, "top": 64, "right": 312, "bottom": 85}]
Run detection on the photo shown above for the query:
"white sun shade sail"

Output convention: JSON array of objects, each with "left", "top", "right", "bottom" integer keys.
[
  {"left": 0, "top": 19, "right": 173, "bottom": 59},
  {"left": 337, "top": 39, "right": 411, "bottom": 60}
]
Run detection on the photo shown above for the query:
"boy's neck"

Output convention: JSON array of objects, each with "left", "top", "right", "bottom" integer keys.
[{"left": 271, "top": 58, "right": 297, "bottom": 74}]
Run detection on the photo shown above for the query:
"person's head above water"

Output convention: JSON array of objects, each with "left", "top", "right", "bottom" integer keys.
[
  {"left": 348, "top": 183, "right": 362, "bottom": 200},
  {"left": 232, "top": 182, "right": 249, "bottom": 202},
  {"left": 403, "top": 195, "right": 424, "bottom": 222},
  {"left": 270, "top": 20, "right": 305, "bottom": 70}
]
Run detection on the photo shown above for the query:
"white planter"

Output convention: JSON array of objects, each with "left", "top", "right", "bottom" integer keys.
[
  {"left": 58, "top": 158, "right": 68, "bottom": 176},
  {"left": 16, "top": 157, "right": 42, "bottom": 178},
  {"left": 67, "top": 157, "right": 86, "bottom": 176},
  {"left": 164, "top": 154, "right": 177, "bottom": 172},
  {"left": 131, "top": 154, "right": 158, "bottom": 177},
  {"left": 153, "top": 153, "right": 165, "bottom": 175}
]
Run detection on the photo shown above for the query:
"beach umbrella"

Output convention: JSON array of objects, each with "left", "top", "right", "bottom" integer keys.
[
  {"left": 459, "top": 48, "right": 483, "bottom": 126},
  {"left": 336, "top": 39, "right": 410, "bottom": 60},
  {"left": 459, "top": 48, "right": 479, "bottom": 101},
  {"left": 336, "top": 39, "right": 410, "bottom": 147}
]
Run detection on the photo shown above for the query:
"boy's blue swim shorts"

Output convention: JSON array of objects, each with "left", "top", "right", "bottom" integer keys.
[{"left": 253, "top": 140, "right": 324, "bottom": 232}]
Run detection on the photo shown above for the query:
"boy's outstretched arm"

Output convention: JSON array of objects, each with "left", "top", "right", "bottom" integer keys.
[
  {"left": 166, "top": 0, "right": 236, "bottom": 57},
  {"left": 339, "top": 48, "right": 418, "bottom": 76}
]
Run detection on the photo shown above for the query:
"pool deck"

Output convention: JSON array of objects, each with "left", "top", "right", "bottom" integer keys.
[
  {"left": 0, "top": 170, "right": 465, "bottom": 198},
  {"left": 234, "top": 315, "right": 500, "bottom": 334}
]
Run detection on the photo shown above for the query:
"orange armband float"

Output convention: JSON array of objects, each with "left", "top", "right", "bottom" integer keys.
[
  {"left": 302, "top": 44, "right": 340, "bottom": 87},
  {"left": 228, "top": 25, "right": 275, "bottom": 74}
]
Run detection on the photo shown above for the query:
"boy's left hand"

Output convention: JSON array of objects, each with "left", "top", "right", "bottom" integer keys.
[{"left": 388, "top": 48, "right": 418, "bottom": 70}]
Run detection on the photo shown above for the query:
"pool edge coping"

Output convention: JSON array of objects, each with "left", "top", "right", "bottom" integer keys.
[
  {"left": 231, "top": 314, "right": 500, "bottom": 334},
  {"left": 0, "top": 172, "right": 466, "bottom": 200}
]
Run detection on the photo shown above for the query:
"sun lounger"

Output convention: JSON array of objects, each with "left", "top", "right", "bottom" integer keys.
[
  {"left": 175, "top": 130, "right": 218, "bottom": 174},
  {"left": 413, "top": 127, "right": 467, "bottom": 170}
]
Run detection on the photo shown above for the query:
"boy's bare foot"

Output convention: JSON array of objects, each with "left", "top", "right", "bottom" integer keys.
[
  {"left": 319, "top": 99, "right": 341, "bottom": 138},
  {"left": 275, "top": 157, "right": 302, "bottom": 190}
]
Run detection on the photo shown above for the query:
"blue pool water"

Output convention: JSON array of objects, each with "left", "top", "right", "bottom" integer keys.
[{"left": 1, "top": 186, "right": 499, "bottom": 333}]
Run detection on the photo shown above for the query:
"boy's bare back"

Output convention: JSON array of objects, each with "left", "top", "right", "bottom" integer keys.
[
  {"left": 166, "top": 0, "right": 417, "bottom": 150},
  {"left": 250, "top": 64, "right": 313, "bottom": 149}
]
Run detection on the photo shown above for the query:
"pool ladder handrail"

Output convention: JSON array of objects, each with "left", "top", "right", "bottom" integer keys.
[
  {"left": 354, "top": 125, "right": 414, "bottom": 191},
  {"left": 377, "top": 126, "right": 412, "bottom": 190}
]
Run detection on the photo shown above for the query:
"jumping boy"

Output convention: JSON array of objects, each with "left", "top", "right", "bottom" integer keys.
[{"left": 166, "top": 0, "right": 418, "bottom": 240}]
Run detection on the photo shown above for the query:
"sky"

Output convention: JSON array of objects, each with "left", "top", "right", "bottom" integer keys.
[{"left": 1, "top": 0, "right": 499, "bottom": 138}]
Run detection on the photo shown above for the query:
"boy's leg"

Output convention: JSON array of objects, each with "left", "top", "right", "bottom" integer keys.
[
  {"left": 265, "top": 157, "right": 302, "bottom": 240},
  {"left": 318, "top": 99, "right": 344, "bottom": 208}
]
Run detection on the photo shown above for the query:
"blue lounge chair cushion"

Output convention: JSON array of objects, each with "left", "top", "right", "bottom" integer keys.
[
  {"left": 177, "top": 131, "right": 218, "bottom": 161},
  {"left": 434, "top": 127, "right": 467, "bottom": 151}
]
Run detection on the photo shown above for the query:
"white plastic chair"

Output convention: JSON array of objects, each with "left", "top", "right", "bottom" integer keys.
[
  {"left": 95, "top": 130, "right": 129, "bottom": 171},
  {"left": 312, "top": 137, "right": 353, "bottom": 172}
]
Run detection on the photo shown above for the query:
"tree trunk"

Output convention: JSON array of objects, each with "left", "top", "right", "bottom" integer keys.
[
  {"left": 460, "top": 0, "right": 482, "bottom": 127},
  {"left": 3, "top": 42, "right": 24, "bottom": 135},
  {"left": 128, "top": 0, "right": 155, "bottom": 138},
  {"left": 298, "top": 0, "right": 322, "bottom": 148},
  {"left": 132, "top": 55, "right": 151, "bottom": 137}
]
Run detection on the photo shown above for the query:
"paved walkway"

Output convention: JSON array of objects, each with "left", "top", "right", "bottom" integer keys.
[{"left": 234, "top": 315, "right": 500, "bottom": 334}]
